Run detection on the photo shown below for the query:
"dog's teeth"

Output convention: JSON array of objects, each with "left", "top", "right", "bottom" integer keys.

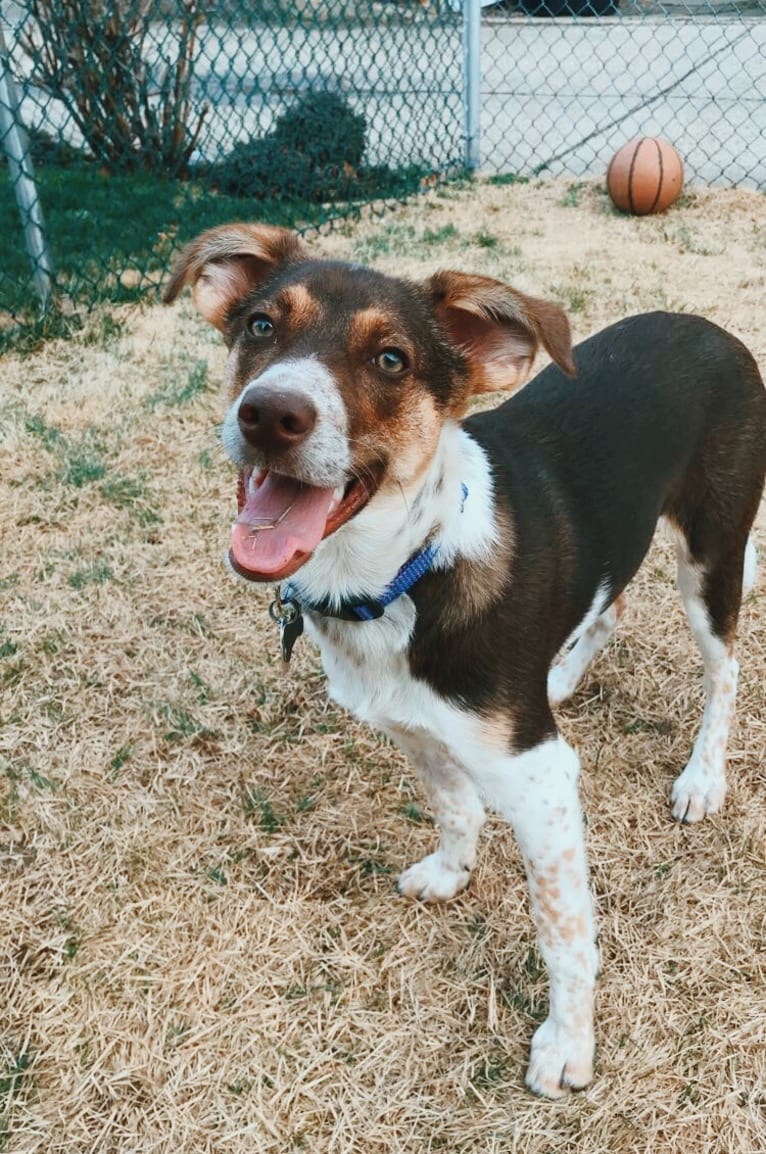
[{"left": 328, "top": 483, "right": 345, "bottom": 516}]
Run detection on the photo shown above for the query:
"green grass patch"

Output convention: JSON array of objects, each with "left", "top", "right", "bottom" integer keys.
[
  {"left": 549, "top": 281, "right": 592, "bottom": 314},
  {"left": 23, "top": 411, "right": 160, "bottom": 523},
  {"left": 23, "top": 412, "right": 64, "bottom": 452},
  {"left": 109, "top": 744, "right": 132, "bottom": 776},
  {"left": 401, "top": 802, "right": 431, "bottom": 826},
  {"left": 61, "top": 444, "right": 107, "bottom": 488},
  {"left": 0, "top": 164, "right": 311, "bottom": 320},
  {"left": 241, "top": 785, "right": 285, "bottom": 833},
  {"left": 352, "top": 223, "right": 416, "bottom": 261},
  {"left": 24, "top": 414, "right": 111, "bottom": 488},
  {"left": 487, "top": 172, "right": 530, "bottom": 187},
  {"left": 421, "top": 223, "right": 458, "bottom": 245},
  {"left": 99, "top": 472, "right": 161, "bottom": 526},
  {"left": 0, "top": 1050, "right": 31, "bottom": 1151},
  {"left": 0, "top": 626, "right": 18, "bottom": 661},
  {"left": 352, "top": 220, "right": 461, "bottom": 263},
  {"left": 147, "top": 359, "right": 208, "bottom": 408},
  {"left": 67, "top": 560, "right": 113, "bottom": 590},
  {"left": 28, "top": 767, "right": 59, "bottom": 791},
  {"left": 469, "top": 1049, "right": 508, "bottom": 1093},
  {"left": 1, "top": 157, "right": 432, "bottom": 343},
  {"left": 559, "top": 181, "right": 587, "bottom": 208},
  {"left": 472, "top": 229, "right": 499, "bottom": 249},
  {"left": 160, "top": 703, "right": 214, "bottom": 744}
]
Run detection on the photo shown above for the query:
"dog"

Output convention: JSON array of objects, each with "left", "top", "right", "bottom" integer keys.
[{"left": 164, "top": 224, "right": 766, "bottom": 1097}]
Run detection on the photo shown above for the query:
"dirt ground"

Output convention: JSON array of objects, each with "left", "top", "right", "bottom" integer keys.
[{"left": 1, "top": 177, "right": 765, "bottom": 1153}]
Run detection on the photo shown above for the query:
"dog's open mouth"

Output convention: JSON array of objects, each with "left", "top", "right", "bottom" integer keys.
[{"left": 229, "top": 466, "right": 381, "bottom": 582}]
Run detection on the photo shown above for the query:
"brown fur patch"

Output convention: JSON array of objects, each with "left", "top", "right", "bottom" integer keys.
[
  {"left": 279, "top": 284, "right": 321, "bottom": 327},
  {"left": 347, "top": 307, "right": 413, "bottom": 356},
  {"left": 441, "top": 502, "right": 515, "bottom": 627}
]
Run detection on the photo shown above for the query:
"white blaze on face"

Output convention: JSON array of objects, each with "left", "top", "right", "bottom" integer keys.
[
  {"left": 221, "top": 357, "right": 352, "bottom": 485},
  {"left": 222, "top": 357, "right": 354, "bottom": 581}
]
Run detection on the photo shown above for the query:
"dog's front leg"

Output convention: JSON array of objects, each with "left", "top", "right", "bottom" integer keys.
[
  {"left": 387, "top": 729, "right": 486, "bottom": 903},
  {"left": 474, "top": 733, "right": 599, "bottom": 1098}
]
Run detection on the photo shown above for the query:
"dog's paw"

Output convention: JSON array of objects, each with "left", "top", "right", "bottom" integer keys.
[
  {"left": 525, "top": 1017, "right": 594, "bottom": 1099},
  {"left": 670, "top": 763, "right": 726, "bottom": 823},
  {"left": 397, "top": 852, "right": 471, "bottom": 903},
  {"left": 547, "top": 663, "right": 576, "bottom": 707}
]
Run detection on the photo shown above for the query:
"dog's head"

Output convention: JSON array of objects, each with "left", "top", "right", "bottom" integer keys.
[{"left": 165, "top": 223, "right": 574, "bottom": 582}]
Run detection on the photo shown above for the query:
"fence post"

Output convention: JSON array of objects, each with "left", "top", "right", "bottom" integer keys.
[
  {"left": 0, "top": 23, "right": 53, "bottom": 312},
  {"left": 463, "top": 0, "right": 481, "bottom": 171}
]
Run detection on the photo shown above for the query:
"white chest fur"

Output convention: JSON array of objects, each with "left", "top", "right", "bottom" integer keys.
[
  {"left": 306, "top": 603, "right": 497, "bottom": 765},
  {"left": 292, "top": 422, "right": 499, "bottom": 748},
  {"left": 306, "top": 596, "right": 420, "bottom": 728}
]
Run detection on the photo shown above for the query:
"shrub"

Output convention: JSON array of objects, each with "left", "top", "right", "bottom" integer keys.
[
  {"left": 210, "top": 91, "right": 367, "bottom": 202},
  {"left": 21, "top": 0, "right": 207, "bottom": 175},
  {"left": 271, "top": 91, "right": 366, "bottom": 171}
]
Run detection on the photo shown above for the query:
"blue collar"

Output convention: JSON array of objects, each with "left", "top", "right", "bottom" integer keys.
[
  {"left": 283, "top": 539, "right": 440, "bottom": 622},
  {"left": 286, "top": 540, "right": 442, "bottom": 623},
  {"left": 283, "top": 482, "right": 468, "bottom": 623}
]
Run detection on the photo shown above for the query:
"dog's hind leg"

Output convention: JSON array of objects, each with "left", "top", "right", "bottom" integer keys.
[
  {"left": 548, "top": 592, "right": 625, "bottom": 707},
  {"left": 393, "top": 733, "right": 486, "bottom": 903},
  {"left": 669, "top": 527, "right": 749, "bottom": 823}
]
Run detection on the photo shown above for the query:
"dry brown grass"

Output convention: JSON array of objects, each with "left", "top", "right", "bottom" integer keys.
[{"left": 1, "top": 177, "right": 765, "bottom": 1153}]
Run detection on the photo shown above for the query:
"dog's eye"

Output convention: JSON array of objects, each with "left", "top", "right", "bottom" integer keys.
[
  {"left": 247, "top": 314, "right": 275, "bottom": 340},
  {"left": 374, "top": 348, "right": 408, "bottom": 376}
]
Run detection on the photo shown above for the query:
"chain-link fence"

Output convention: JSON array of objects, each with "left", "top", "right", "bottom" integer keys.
[
  {"left": 0, "top": 0, "right": 465, "bottom": 327},
  {"left": 1, "top": 0, "right": 765, "bottom": 332}
]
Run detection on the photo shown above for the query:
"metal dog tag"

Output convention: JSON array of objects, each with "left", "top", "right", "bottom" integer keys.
[
  {"left": 279, "top": 606, "right": 304, "bottom": 665},
  {"left": 269, "top": 592, "right": 304, "bottom": 666}
]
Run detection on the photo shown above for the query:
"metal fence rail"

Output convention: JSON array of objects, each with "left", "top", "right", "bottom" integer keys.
[{"left": 1, "top": 0, "right": 764, "bottom": 328}]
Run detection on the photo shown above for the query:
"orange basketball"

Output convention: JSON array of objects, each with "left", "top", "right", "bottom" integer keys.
[{"left": 606, "top": 138, "right": 684, "bottom": 216}]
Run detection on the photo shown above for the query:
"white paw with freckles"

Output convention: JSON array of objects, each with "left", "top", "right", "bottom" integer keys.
[
  {"left": 670, "top": 763, "right": 727, "bottom": 823},
  {"left": 525, "top": 1017, "right": 594, "bottom": 1099},
  {"left": 397, "top": 852, "right": 471, "bottom": 903}
]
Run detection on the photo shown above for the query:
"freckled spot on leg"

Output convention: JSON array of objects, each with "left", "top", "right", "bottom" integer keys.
[{"left": 538, "top": 897, "right": 559, "bottom": 926}]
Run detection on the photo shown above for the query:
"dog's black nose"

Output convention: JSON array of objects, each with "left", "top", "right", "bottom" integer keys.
[{"left": 237, "top": 386, "right": 317, "bottom": 453}]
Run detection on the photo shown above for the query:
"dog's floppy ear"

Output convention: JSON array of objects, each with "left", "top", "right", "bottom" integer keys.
[
  {"left": 427, "top": 271, "right": 575, "bottom": 392},
  {"left": 163, "top": 223, "right": 308, "bottom": 331}
]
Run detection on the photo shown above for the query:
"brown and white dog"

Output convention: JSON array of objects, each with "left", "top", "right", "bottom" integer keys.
[{"left": 165, "top": 224, "right": 766, "bottom": 1098}]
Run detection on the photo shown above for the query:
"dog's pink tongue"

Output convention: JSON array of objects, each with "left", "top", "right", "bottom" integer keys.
[{"left": 230, "top": 472, "right": 336, "bottom": 580}]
